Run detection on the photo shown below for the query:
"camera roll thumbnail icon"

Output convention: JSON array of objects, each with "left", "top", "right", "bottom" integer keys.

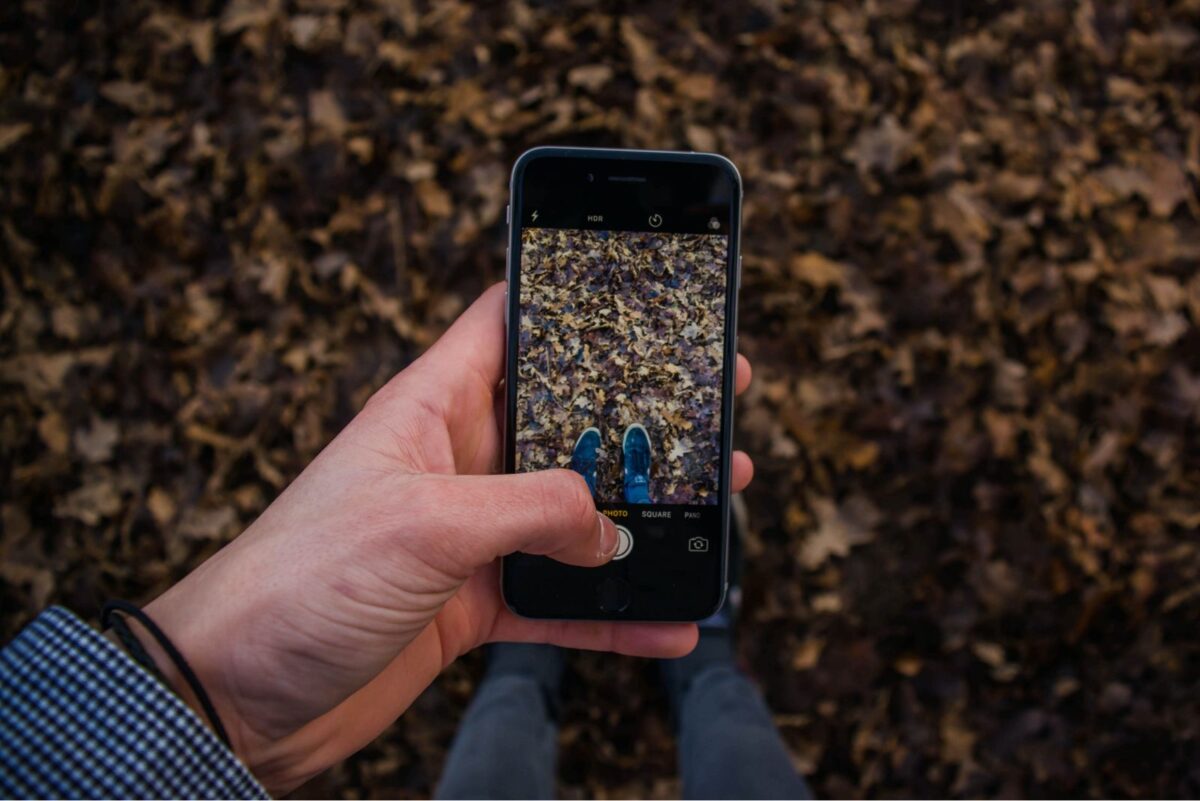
[{"left": 688, "top": 536, "right": 709, "bottom": 553}]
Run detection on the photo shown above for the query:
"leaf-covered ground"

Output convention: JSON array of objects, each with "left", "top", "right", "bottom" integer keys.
[
  {"left": 2, "top": 0, "right": 1199, "bottom": 798},
  {"left": 516, "top": 228, "right": 727, "bottom": 505}
]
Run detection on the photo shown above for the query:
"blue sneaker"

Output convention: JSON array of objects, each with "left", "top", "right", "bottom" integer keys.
[
  {"left": 569, "top": 427, "right": 601, "bottom": 497},
  {"left": 622, "top": 423, "right": 652, "bottom": 504}
]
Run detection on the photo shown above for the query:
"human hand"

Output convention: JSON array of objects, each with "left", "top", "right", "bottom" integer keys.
[{"left": 141, "top": 283, "right": 755, "bottom": 793}]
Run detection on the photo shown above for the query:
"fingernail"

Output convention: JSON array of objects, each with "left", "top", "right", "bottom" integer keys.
[{"left": 597, "top": 513, "right": 618, "bottom": 560}]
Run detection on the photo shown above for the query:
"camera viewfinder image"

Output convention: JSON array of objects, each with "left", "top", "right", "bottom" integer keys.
[{"left": 515, "top": 228, "right": 728, "bottom": 505}]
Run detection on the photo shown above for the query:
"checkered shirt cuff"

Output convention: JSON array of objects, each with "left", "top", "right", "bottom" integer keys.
[{"left": 1, "top": 606, "right": 267, "bottom": 799}]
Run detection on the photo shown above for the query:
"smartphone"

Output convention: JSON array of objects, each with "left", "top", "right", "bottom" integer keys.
[{"left": 501, "top": 146, "right": 742, "bottom": 621}]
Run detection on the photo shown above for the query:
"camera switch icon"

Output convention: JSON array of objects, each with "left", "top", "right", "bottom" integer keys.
[{"left": 688, "top": 536, "right": 709, "bottom": 553}]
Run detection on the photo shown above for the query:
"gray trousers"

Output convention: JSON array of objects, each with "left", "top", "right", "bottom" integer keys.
[{"left": 436, "top": 664, "right": 812, "bottom": 799}]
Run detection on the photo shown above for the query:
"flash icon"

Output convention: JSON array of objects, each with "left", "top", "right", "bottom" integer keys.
[{"left": 532, "top": 210, "right": 539, "bottom": 222}]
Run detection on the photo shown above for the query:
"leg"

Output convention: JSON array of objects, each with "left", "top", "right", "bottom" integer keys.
[
  {"left": 664, "top": 633, "right": 812, "bottom": 800},
  {"left": 436, "top": 645, "right": 565, "bottom": 800},
  {"left": 661, "top": 499, "right": 811, "bottom": 799}
]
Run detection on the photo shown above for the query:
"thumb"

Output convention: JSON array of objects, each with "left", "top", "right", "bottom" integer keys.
[{"left": 413, "top": 469, "right": 620, "bottom": 572}]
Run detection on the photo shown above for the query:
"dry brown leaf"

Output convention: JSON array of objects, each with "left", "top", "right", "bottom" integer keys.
[
  {"left": 799, "top": 495, "right": 880, "bottom": 569},
  {"left": 74, "top": 417, "right": 120, "bottom": 463},
  {"left": 146, "top": 487, "right": 177, "bottom": 527},
  {"left": 53, "top": 476, "right": 122, "bottom": 525},
  {"left": 37, "top": 412, "right": 70, "bottom": 455},
  {"left": 189, "top": 19, "right": 215, "bottom": 64},
  {"left": 0, "top": 123, "right": 33, "bottom": 153},
  {"left": 100, "top": 81, "right": 167, "bottom": 114},
  {"left": 309, "top": 90, "right": 348, "bottom": 139},
  {"left": 177, "top": 505, "right": 239, "bottom": 541},
  {"left": 567, "top": 64, "right": 614, "bottom": 92},
  {"left": 846, "top": 115, "right": 913, "bottom": 174},
  {"left": 790, "top": 252, "right": 848, "bottom": 288},
  {"left": 416, "top": 180, "right": 453, "bottom": 218}
]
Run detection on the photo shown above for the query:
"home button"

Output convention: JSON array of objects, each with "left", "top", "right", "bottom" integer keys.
[{"left": 597, "top": 578, "right": 632, "bottom": 613}]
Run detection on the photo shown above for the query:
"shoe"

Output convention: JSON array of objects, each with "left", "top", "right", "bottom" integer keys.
[
  {"left": 569, "top": 427, "right": 601, "bottom": 497},
  {"left": 622, "top": 423, "right": 652, "bottom": 504}
]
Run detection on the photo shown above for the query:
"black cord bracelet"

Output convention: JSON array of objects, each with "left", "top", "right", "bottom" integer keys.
[
  {"left": 102, "top": 600, "right": 232, "bottom": 748},
  {"left": 106, "top": 612, "right": 165, "bottom": 683}
]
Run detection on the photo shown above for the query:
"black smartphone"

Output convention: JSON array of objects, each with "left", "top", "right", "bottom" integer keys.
[{"left": 501, "top": 146, "right": 742, "bottom": 621}]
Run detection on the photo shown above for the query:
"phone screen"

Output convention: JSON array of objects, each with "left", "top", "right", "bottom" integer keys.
[{"left": 503, "top": 148, "right": 741, "bottom": 620}]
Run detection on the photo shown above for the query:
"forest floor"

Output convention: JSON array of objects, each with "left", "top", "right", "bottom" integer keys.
[
  {"left": 2, "top": 1, "right": 1198, "bottom": 797},
  {"left": 515, "top": 228, "right": 728, "bottom": 505}
]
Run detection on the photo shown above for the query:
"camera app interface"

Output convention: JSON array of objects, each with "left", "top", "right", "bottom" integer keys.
[{"left": 515, "top": 226, "right": 728, "bottom": 522}]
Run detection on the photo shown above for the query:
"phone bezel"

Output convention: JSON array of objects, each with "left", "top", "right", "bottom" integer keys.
[{"left": 501, "top": 146, "right": 743, "bottom": 621}]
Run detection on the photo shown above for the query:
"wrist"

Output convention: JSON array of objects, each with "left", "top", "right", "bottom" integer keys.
[
  {"left": 107, "top": 600, "right": 248, "bottom": 760},
  {"left": 140, "top": 588, "right": 305, "bottom": 791},
  {"left": 119, "top": 616, "right": 209, "bottom": 719}
]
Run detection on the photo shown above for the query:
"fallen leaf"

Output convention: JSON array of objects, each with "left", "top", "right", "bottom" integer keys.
[
  {"left": 74, "top": 417, "right": 120, "bottom": 463},
  {"left": 146, "top": 486, "right": 177, "bottom": 527},
  {"left": 177, "top": 505, "right": 239, "bottom": 540},
  {"left": 799, "top": 495, "right": 880, "bottom": 569},
  {"left": 0, "top": 123, "right": 33, "bottom": 153},
  {"left": 847, "top": 115, "right": 914, "bottom": 174},
  {"left": 790, "top": 252, "right": 848, "bottom": 288},
  {"left": 567, "top": 64, "right": 614, "bottom": 92},
  {"left": 309, "top": 90, "right": 347, "bottom": 138},
  {"left": 37, "top": 412, "right": 70, "bottom": 455},
  {"left": 54, "top": 476, "right": 122, "bottom": 525},
  {"left": 100, "top": 81, "right": 167, "bottom": 114}
]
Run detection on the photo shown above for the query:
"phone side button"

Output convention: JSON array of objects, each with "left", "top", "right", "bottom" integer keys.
[{"left": 597, "top": 577, "right": 632, "bottom": 613}]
